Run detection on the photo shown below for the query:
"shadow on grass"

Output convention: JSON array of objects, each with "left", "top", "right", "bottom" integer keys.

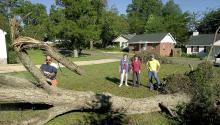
[
  {"left": 105, "top": 77, "right": 120, "bottom": 85},
  {"left": 0, "top": 103, "right": 53, "bottom": 111},
  {"left": 105, "top": 76, "right": 134, "bottom": 86},
  {"left": 80, "top": 93, "right": 128, "bottom": 125}
]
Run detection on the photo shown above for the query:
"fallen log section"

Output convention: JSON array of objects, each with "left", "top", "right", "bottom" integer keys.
[{"left": 0, "top": 75, "right": 190, "bottom": 125}]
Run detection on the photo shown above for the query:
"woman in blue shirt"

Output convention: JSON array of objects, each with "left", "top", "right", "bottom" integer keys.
[{"left": 119, "top": 54, "right": 130, "bottom": 87}]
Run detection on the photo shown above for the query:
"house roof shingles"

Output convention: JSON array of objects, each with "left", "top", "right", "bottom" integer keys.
[
  {"left": 187, "top": 34, "right": 220, "bottom": 46},
  {"left": 121, "top": 34, "right": 136, "bottom": 40},
  {"left": 128, "top": 33, "right": 167, "bottom": 43}
]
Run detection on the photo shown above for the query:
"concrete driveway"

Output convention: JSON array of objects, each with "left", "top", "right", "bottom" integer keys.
[{"left": 0, "top": 59, "right": 119, "bottom": 73}]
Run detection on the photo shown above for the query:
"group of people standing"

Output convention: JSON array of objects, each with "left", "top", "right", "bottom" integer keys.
[
  {"left": 40, "top": 54, "right": 161, "bottom": 90},
  {"left": 119, "top": 54, "right": 161, "bottom": 90}
]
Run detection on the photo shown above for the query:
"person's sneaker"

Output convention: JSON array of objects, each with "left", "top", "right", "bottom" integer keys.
[
  {"left": 119, "top": 84, "right": 122, "bottom": 87},
  {"left": 125, "top": 84, "right": 129, "bottom": 86}
]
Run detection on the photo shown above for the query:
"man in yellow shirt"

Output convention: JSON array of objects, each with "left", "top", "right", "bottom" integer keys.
[{"left": 146, "top": 54, "right": 160, "bottom": 90}]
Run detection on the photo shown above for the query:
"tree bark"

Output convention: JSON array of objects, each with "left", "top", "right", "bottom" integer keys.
[
  {"left": 0, "top": 75, "right": 190, "bottom": 125},
  {"left": 10, "top": 16, "right": 82, "bottom": 93},
  {"left": 15, "top": 37, "right": 82, "bottom": 75}
]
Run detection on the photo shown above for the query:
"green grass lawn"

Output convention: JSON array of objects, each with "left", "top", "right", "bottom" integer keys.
[
  {"left": 166, "top": 56, "right": 200, "bottom": 61},
  {"left": 1, "top": 62, "right": 190, "bottom": 124},
  {"left": 45, "top": 112, "right": 177, "bottom": 125},
  {"left": 25, "top": 49, "right": 113, "bottom": 64},
  {"left": 8, "top": 62, "right": 189, "bottom": 98}
]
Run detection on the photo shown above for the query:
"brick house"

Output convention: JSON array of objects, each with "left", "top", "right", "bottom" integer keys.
[{"left": 128, "top": 33, "right": 176, "bottom": 56}]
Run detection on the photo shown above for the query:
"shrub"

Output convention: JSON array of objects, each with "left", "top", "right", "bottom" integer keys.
[
  {"left": 188, "top": 61, "right": 214, "bottom": 85},
  {"left": 135, "top": 51, "right": 173, "bottom": 64},
  {"left": 161, "top": 61, "right": 214, "bottom": 95},
  {"left": 7, "top": 50, "right": 18, "bottom": 64},
  {"left": 181, "top": 53, "right": 200, "bottom": 58},
  {"left": 171, "top": 62, "right": 220, "bottom": 125},
  {"left": 161, "top": 74, "right": 193, "bottom": 94}
]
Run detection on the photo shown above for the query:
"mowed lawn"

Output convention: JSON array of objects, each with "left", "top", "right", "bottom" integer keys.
[
  {"left": 8, "top": 62, "right": 190, "bottom": 98},
  {"left": 26, "top": 49, "right": 113, "bottom": 64},
  {"left": 1, "top": 60, "right": 191, "bottom": 125}
]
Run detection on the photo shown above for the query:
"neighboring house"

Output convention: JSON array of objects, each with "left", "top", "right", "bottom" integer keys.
[
  {"left": 186, "top": 32, "right": 220, "bottom": 56},
  {"left": 112, "top": 34, "right": 136, "bottom": 48},
  {"left": 128, "top": 33, "right": 176, "bottom": 56},
  {"left": 0, "top": 29, "right": 7, "bottom": 64}
]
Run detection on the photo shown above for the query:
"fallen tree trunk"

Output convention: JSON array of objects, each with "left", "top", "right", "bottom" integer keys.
[
  {"left": 13, "top": 46, "right": 54, "bottom": 93},
  {"left": 10, "top": 16, "right": 81, "bottom": 93},
  {"left": 12, "top": 36, "right": 82, "bottom": 93},
  {"left": 24, "top": 43, "right": 82, "bottom": 75},
  {"left": 5, "top": 16, "right": 190, "bottom": 125},
  {"left": 0, "top": 75, "right": 190, "bottom": 125}
]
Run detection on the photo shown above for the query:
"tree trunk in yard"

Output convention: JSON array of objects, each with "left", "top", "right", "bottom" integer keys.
[
  {"left": 0, "top": 75, "right": 190, "bottom": 125},
  {"left": 90, "top": 40, "right": 93, "bottom": 50},
  {"left": 74, "top": 49, "right": 78, "bottom": 58}
]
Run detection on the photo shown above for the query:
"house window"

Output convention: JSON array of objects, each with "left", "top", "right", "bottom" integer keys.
[
  {"left": 152, "top": 43, "right": 158, "bottom": 48},
  {"left": 148, "top": 43, "right": 158, "bottom": 48},
  {"left": 191, "top": 46, "right": 199, "bottom": 52}
]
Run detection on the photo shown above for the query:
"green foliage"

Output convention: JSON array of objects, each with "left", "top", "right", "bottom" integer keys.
[
  {"left": 145, "top": 14, "right": 165, "bottom": 32},
  {"left": 136, "top": 50, "right": 173, "bottom": 64},
  {"left": 162, "top": 74, "right": 192, "bottom": 94},
  {"left": 181, "top": 53, "right": 200, "bottom": 58},
  {"left": 0, "top": 0, "right": 25, "bottom": 16},
  {"left": 163, "top": 12, "right": 190, "bottom": 45},
  {"left": 189, "top": 61, "right": 213, "bottom": 85},
  {"left": 100, "top": 11, "right": 129, "bottom": 48},
  {"left": 127, "top": 0, "right": 189, "bottom": 44},
  {"left": 162, "top": 0, "right": 182, "bottom": 16},
  {"left": 168, "top": 62, "right": 220, "bottom": 125},
  {"left": 7, "top": 50, "right": 18, "bottom": 64},
  {"left": 0, "top": 13, "right": 9, "bottom": 32},
  {"left": 127, "top": 0, "right": 163, "bottom": 34},
  {"left": 51, "top": 0, "right": 108, "bottom": 49},
  {"left": 198, "top": 8, "right": 220, "bottom": 33},
  {"left": 13, "top": 1, "right": 49, "bottom": 40}
]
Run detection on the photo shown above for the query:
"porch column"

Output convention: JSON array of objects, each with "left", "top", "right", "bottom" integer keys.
[{"left": 139, "top": 43, "right": 141, "bottom": 52}]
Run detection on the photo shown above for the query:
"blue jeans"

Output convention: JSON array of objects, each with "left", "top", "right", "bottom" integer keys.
[{"left": 148, "top": 71, "right": 160, "bottom": 89}]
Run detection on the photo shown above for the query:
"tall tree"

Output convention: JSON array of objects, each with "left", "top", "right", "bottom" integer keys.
[
  {"left": 198, "top": 9, "right": 220, "bottom": 34},
  {"left": 145, "top": 14, "right": 165, "bottom": 33},
  {"left": 127, "top": 0, "right": 163, "bottom": 34},
  {"left": 100, "top": 11, "right": 129, "bottom": 47},
  {"left": 187, "top": 12, "right": 202, "bottom": 32},
  {"left": 144, "top": 0, "right": 190, "bottom": 45},
  {"left": 52, "top": 0, "right": 106, "bottom": 50},
  {"left": 0, "top": 0, "right": 24, "bottom": 17},
  {"left": 163, "top": 12, "right": 190, "bottom": 45},
  {"left": 162, "top": 0, "right": 182, "bottom": 16},
  {"left": 13, "top": 1, "right": 49, "bottom": 40}
]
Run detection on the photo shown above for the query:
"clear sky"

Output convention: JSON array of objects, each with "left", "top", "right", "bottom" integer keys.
[{"left": 31, "top": 0, "right": 220, "bottom": 15}]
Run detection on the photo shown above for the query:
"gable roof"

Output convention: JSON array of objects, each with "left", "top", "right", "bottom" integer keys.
[
  {"left": 121, "top": 33, "right": 136, "bottom": 40},
  {"left": 128, "top": 33, "right": 168, "bottom": 43},
  {"left": 112, "top": 33, "right": 136, "bottom": 43},
  {"left": 186, "top": 34, "right": 220, "bottom": 46}
]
